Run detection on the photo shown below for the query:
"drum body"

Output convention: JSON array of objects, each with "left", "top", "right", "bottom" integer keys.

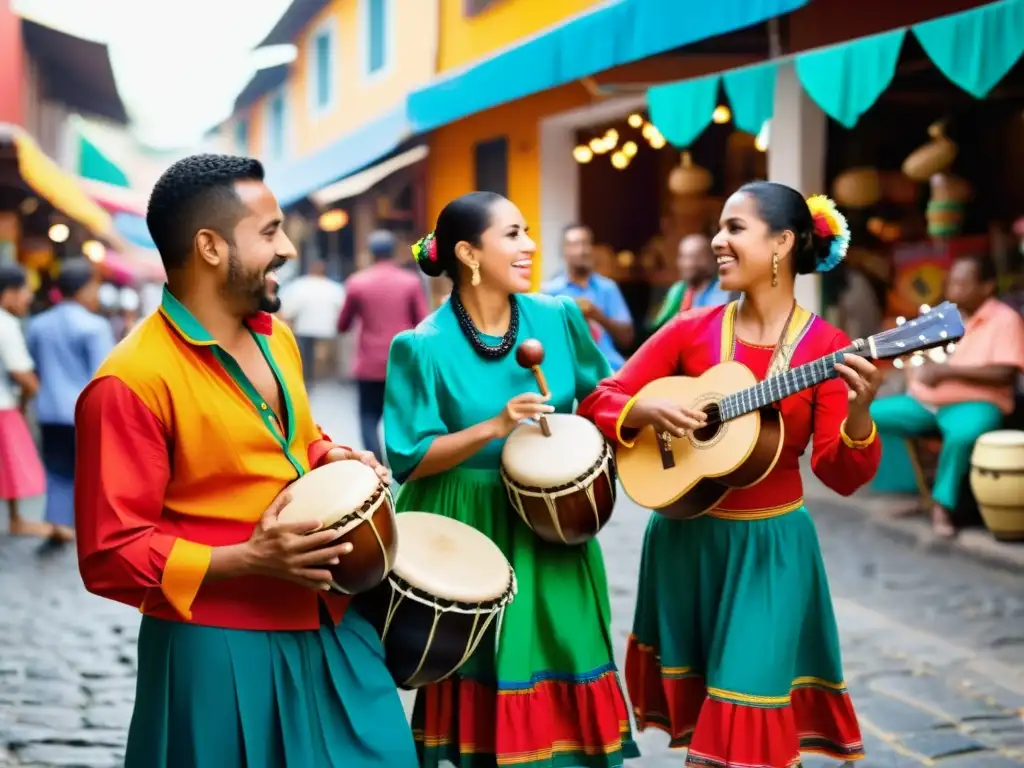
[
  {"left": 357, "top": 512, "right": 516, "bottom": 690},
  {"left": 500, "top": 413, "right": 616, "bottom": 545},
  {"left": 970, "top": 430, "right": 1024, "bottom": 541},
  {"left": 278, "top": 460, "right": 397, "bottom": 594}
]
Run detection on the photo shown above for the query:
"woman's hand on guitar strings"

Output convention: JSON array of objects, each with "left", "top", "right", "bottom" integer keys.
[
  {"left": 622, "top": 398, "right": 708, "bottom": 438},
  {"left": 490, "top": 392, "right": 555, "bottom": 438}
]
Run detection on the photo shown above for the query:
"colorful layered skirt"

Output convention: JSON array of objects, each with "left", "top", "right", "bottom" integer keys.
[
  {"left": 395, "top": 467, "right": 639, "bottom": 768},
  {"left": 126, "top": 608, "right": 417, "bottom": 768},
  {"left": 626, "top": 506, "right": 864, "bottom": 767}
]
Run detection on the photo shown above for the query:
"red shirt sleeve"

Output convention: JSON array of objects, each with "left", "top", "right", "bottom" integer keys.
[
  {"left": 577, "top": 313, "right": 690, "bottom": 444},
  {"left": 75, "top": 376, "right": 212, "bottom": 620},
  {"left": 809, "top": 330, "right": 882, "bottom": 496},
  {"left": 307, "top": 428, "right": 352, "bottom": 469}
]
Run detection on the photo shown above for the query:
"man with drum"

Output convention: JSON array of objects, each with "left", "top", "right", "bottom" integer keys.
[{"left": 73, "top": 154, "right": 417, "bottom": 768}]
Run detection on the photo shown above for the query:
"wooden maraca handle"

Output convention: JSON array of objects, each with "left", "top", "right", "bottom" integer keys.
[{"left": 515, "top": 338, "right": 552, "bottom": 437}]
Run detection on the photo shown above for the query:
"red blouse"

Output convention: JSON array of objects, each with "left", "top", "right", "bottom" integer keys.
[{"left": 577, "top": 304, "right": 880, "bottom": 515}]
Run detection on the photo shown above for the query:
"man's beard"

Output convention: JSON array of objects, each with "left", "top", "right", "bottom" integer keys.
[{"left": 225, "top": 246, "right": 283, "bottom": 314}]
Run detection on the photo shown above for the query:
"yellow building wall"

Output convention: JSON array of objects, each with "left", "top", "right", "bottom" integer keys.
[
  {"left": 288, "top": 0, "right": 438, "bottom": 157},
  {"left": 426, "top": 83, "right": 590, "bottom": 288},
  {"left": 437, "top": 0, "right": 605, "bottom": 72}
]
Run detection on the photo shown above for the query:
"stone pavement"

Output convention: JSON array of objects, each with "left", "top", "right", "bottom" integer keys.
[{"left": 2, "top": 382, "right": 1024, "bottom": 767}]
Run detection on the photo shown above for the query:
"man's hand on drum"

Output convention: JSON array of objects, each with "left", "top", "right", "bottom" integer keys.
[
  {"left": 243, "top": 490, "right": 354, "bottom": 592},
  {"left": 490, "top": 392, "right": 555, "bottom": 438},
  {"left": 324, "top": 446, "right": 391, "bottom": 484},
  {"left": 622, "top": 398, "right": 707, "bottom": 438}
]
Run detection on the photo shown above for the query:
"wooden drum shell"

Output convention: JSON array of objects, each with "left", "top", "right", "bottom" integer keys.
[
  {"left": 322, "top": 486, "right": 398, "bottom": 595},
  {"left": 502, "top": 446, "right": 617, "bottom": 546},
  {"left": 969, "top": 431, "right": 1024, "bottom": 541},
  {"left": 356, "top": 573, "right": 514, "bottom": 690}
]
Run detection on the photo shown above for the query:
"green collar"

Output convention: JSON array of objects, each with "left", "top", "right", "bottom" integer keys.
[{"left": 159, "top": 285, "right": 273, "bottom": 345}]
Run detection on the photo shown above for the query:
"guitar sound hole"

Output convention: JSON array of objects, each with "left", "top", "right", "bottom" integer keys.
[{"left": 692, "top": 403, "right": 722, "bottom": 443}]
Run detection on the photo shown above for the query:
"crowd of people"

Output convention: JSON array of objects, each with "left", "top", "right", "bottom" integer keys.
[{"left": 1, "top": 150, "right": 1022, "bottom": 768}]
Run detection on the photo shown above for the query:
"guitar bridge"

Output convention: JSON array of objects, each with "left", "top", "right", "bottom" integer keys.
[{"left": 659, "top": 432, "right": 675, "bottom": 470}]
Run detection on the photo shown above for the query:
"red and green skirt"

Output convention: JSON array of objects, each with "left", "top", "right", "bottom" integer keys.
[
  {"left": 627, "top": 506, "right": 864, "bottom": 767},
  {"left": 395, "top": 468, "right": 639, "bottom": 768}
]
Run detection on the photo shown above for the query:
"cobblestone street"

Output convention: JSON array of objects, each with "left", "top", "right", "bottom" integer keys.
[{"left": 2, "top": 383, "right": 1024, "bottom": 767}]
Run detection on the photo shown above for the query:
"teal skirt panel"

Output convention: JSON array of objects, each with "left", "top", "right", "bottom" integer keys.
[{"left": 126, "top": 608, "right": 417, "bottom": 768}]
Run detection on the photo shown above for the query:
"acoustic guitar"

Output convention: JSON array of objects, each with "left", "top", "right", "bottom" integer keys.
[{"left": 616, "top": 301, "right": 966, "bottom": 519}]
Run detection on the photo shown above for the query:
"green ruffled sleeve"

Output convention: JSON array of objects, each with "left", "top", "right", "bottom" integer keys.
[
  {"left": 383, "top": 331, "right": 448, "bottom": 483},
  {"left": 649, "top": 280, "right": 686, "bottom": 331},
  {"left": 557, "top": 295, "right": 614, "bottom": 403}
]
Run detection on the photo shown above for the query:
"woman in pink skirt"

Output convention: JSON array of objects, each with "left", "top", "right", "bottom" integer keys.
[{"left": 0, "top": 265, "right": 47, "bottom": 536}]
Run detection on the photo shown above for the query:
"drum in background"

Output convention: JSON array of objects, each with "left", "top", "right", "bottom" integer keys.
[
  {"left": 500, "top": 413, "right": 616, "bottom": 545},
  {"left": 356, "top": 512, "right": 516, "bottom": 690},
  {"left": 970, "top": 430, "right": 1024, "bottom": 541},
  {"left": 278, "top": 460, "right": 397, "bottom": 594}
]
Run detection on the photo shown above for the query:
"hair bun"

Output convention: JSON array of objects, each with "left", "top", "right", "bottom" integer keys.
[
  {"left": 411, "top": 232, "right": 443, "bottom": 278},
  {"left": 805, "top": 195, "right": 850, "bottom": 273}
]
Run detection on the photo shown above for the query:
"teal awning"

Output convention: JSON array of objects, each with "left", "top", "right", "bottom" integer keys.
[
  {"left": 78, "top": 133, "right": 130, "bottom": 188},
  {"left": 646, "top": 0, "right": 1023, "bottom": 146},
  {"left": 406, "top": 0, "right": 811, "bottom": 133}
]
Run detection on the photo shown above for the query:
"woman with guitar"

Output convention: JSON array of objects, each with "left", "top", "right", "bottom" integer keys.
[{"left": 578, "top": 182, "right": 883, "bottom": 767}]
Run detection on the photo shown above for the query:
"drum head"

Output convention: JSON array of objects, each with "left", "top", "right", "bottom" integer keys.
[
  {"left": 977, "top": 430, "right": 1024, "bottom": 447},
  {"left": 394, "top": 512, "right": 511, "bottom": 604},
  {"left": 278, "top": 460, "right": 381, "bottom": 530},
  {"left": 501, "top": 413, "right": 606, "bottom": 487}
]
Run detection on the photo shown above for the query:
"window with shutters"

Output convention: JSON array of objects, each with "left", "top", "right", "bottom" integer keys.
[
  {"left": 266, "top": 91, "right": 287, "bottom": 161},
  {"left": 307, "top": 17, "right": 337, "bottom": 115},
  {"left": 365, "top": 0, "right": 391, "bottom": 77},
  {"left": 234, "top": 119, "right": 248, "bottom": 154}
]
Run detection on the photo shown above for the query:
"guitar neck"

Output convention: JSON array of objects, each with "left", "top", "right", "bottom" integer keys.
[{"left": 717, "top": 343, "right": 865, "bottom": 423}]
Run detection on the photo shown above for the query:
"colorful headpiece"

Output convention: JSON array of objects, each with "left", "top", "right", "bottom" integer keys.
[
  {"left": 805, "top": 194, "right": 850, "bottom": 273},
  {"left": 411, "top": 232, "right": 437, "bottom": 264}
]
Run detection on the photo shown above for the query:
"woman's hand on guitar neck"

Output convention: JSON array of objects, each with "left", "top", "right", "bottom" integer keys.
[
  {"left": 834, "top": 354, "right": 882, "bottom": 440},
  {"left": 622, "top": 398, "right": 707, "bottom": 438}
]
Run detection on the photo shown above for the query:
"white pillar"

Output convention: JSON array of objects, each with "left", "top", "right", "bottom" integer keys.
[
  {"left": 538, "top": 116, "right": 578, "bottom": 285},
  {"left": 768, "top": 62, "right": 827, "bottom": 315}
]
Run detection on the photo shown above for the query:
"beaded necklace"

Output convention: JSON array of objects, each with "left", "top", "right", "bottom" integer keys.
[{"left": 450, "top": 290, "right": 520, "bottom": 360}]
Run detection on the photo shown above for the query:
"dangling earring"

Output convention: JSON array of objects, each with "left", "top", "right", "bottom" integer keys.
[
  {"left": 470, "top": 262, "right": 481, "bottom": 287},
  {"left": 771, "top": 253, "right": 779, "bottom": 287}
]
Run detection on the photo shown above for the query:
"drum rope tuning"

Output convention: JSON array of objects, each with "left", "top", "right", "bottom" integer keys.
[
  {"left": 377, "top": 574, "right": 517, "bottom": 686},
  {"left": 328, "top": 486, "right": 396, "bottom": 594}
]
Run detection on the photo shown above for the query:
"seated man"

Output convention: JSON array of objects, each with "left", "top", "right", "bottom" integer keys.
[{"left": 871, "top": 254, "right": 1024, "bottom": 537}]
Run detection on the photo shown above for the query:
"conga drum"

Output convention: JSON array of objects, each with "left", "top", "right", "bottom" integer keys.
[
  {"left": 356, "top": 512, "right": 516, "bottom": 689},
  {"left": 970, "top": 430, "right": 1024, "bottom": 541},
  {"left": 277, "top": 460, "right": 397, "bottom": 594},
  {"left": 500, "top": 413, "right": 616, "bottom": 545}
]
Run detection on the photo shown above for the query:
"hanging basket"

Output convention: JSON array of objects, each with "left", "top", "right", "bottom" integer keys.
[
  {"left": 832, "top": 167, "right": 881, "bottom": 209},
  {"left": 902, "top": 122, "right": 958, "bottom": 182},
  {"left": 668, "top": 152, "right": 712, "bottom": 197}
]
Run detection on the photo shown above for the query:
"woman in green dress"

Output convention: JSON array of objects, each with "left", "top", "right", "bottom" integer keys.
[{"left": 383, "top": 192, "right": 639, "bottom": 768}]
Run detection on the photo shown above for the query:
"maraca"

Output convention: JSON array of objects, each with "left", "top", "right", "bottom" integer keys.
[{"left": 515, "top": 338, "right": 552, "bottom": 436}]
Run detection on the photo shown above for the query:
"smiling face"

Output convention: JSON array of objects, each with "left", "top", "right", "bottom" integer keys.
[
  {"left": 463, "top": 197, "right": 536, "bottom": 293},
  {"left": 200, "top": 179, "right": 296, "bottom": 315},
  {"left": 711, "top": 191, "right": 794, "bottom": 293}
]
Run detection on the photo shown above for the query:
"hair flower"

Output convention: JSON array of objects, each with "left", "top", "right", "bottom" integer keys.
[
  {"left": 805, "top": 194, "right": 850, "bottom": 273},
  {"left": 411, "top": 231, "right": 437, "bottom": 263}
]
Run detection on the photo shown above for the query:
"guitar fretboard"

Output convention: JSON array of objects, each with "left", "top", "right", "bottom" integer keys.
[{"left": 718, "top": 352, "right": 844, "bottom": 422}]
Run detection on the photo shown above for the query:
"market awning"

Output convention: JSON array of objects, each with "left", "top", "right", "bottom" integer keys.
[
  {"left": 0, "top": 123, "right": 117, "bottom": 242},
  {"left": 646, "top": 0, "right": 1024, "bottom": 146},
  {"left": 265, "top": 104, "right": 411, "bottom": 208},
  {"left": 310, "top": 145, "right": 428, "bottom": 208},
  {"left": 81, "top": 178, "right": 148, "bottom": 217},
  {"left": 405, "top": 0, "right": 811, "bottom": 133}
]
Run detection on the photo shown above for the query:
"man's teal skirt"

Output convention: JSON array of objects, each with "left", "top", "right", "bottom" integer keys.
[{"left": 126, "top": 608, "right": 417, "bottom": 768}]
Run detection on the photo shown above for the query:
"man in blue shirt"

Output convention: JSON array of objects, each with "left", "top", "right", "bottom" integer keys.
[
  {"left": 542, "top": 224, "right": 634, "bottom": 370},
  {"left": 679, "top": 233, "right": 735, "bottom": 309},
  {"left": 27, "top": 258, "right": 114, "bottom": 544}
]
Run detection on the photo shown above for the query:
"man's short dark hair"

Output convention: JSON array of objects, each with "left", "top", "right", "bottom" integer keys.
[
  {"left": 0, "top": 264, "right": 26, "bottom": 295},
  {"left": 368, "top": 229, "right": 396, "bottom": 259},
  {"left": 146, "top": 154, "right": 265, "bottom": 270},
  {"left": 956, "top": 253, "right": 997, "bottom": 284},
  {"left": 562, "top": 223, "right": 592, "bottom": 239}
]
